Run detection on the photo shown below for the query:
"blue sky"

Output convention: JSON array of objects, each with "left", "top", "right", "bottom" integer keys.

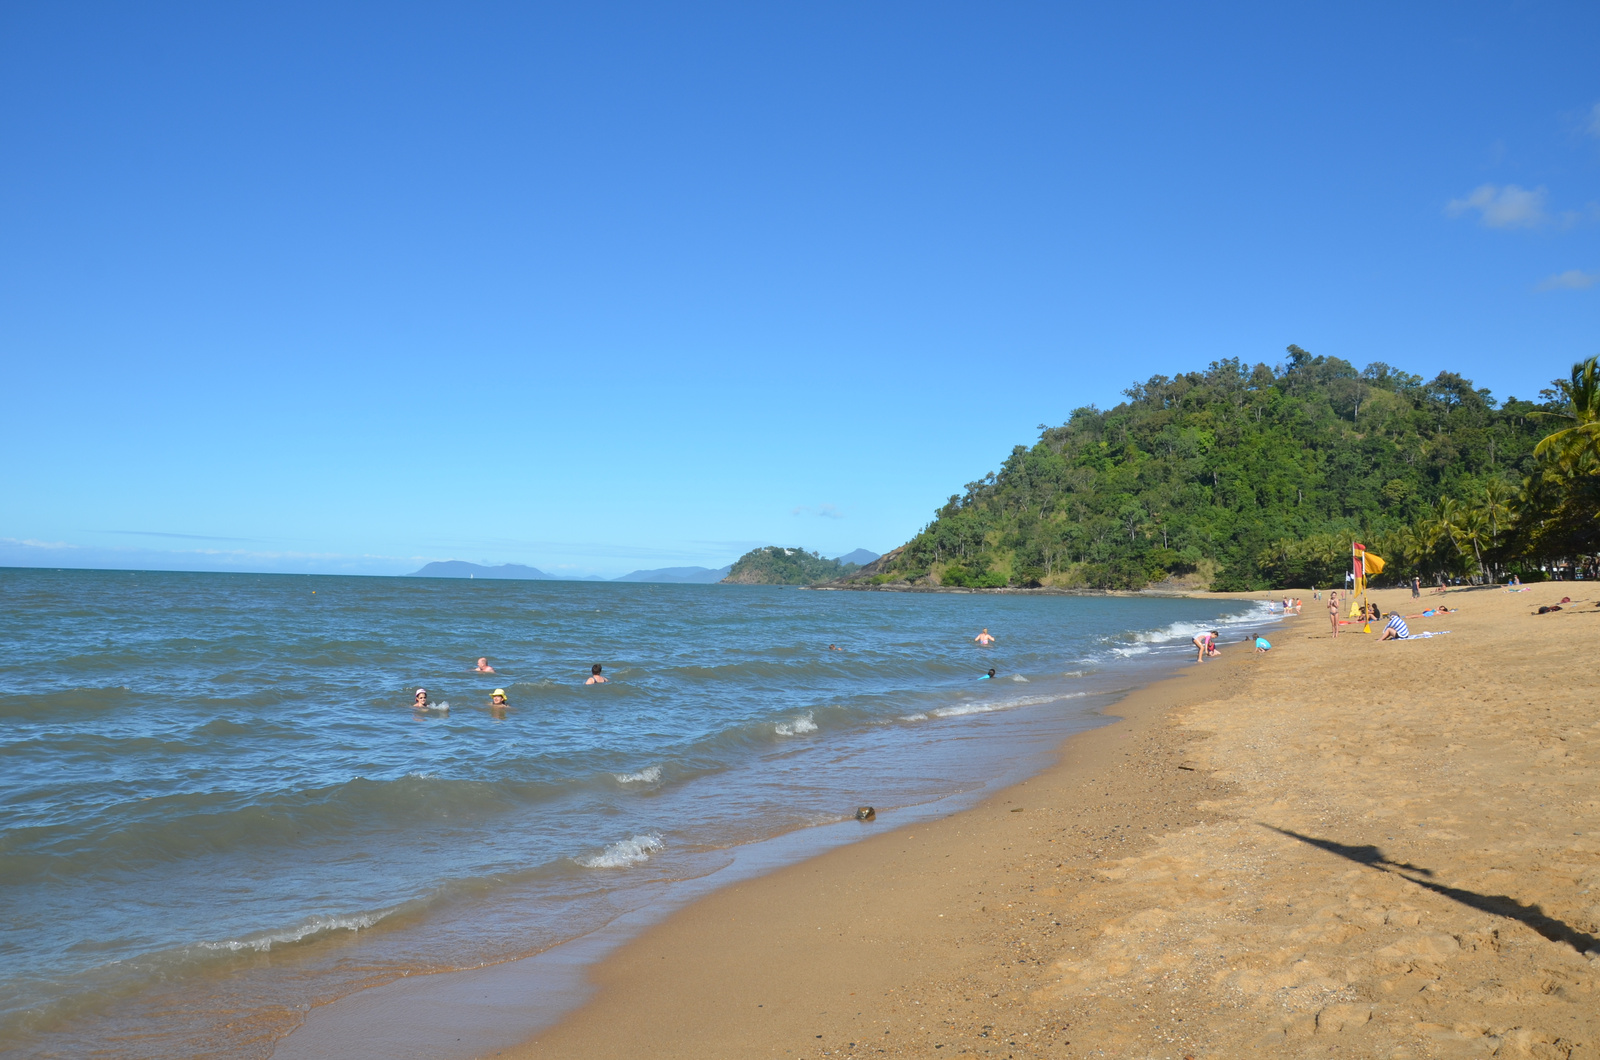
[{"left": 2, "top": 2, "right": 1597, "bottom": 577}]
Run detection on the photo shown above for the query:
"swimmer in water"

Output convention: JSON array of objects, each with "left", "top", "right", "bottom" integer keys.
[
  {"left": 974, "top": 628, "right": 996, "bottom": 646},
  {"left": 828, "top": 644, "right": 843, "bottom": 651},
  {"left": 585, "top": 664, "right": 607, "bottom": 685},
  {"left": 412, "top": 688, "right": 441, "bottom": 711},
  {"left": 474, "top": 657, "right": 496, "bottom": 673},
  {"left": 979, "top": 667, "right": 996, "bottom": 680},
  {"left": 489, "top": 688, "right": 508, "bottom": 706}
]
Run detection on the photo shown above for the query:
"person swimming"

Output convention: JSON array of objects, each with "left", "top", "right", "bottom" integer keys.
[
  {"left": 979, "top": 667, "right": 996, "bottom": 680},
  {"left": 585, "top": 664, "right": 607, "bottom": 685},
  {"left": 474, "top": 658, "right": 496, "bottom": 673},
  {"left": 490, "top": 688, "right": 508, "bottom": 706},
  {"left": 974, "top": 628, "right": 996, "bottom": 646},
  {"left": 413, "top": 688, "right": 429, "bottom": 709}
]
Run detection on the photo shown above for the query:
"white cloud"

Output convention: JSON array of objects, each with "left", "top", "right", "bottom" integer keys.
[
  {"left": 1445, "top": 184, "right": 1548, "bottom": 228},
  {"left": 1589, "top": 102, "right": 1600, "bottom": 138},
  {"left": 791, "top": 503, "right": 844, "bottom": 519},
  {"left": 1538, "top": 269, "right": 1598, "bottom": 291}
]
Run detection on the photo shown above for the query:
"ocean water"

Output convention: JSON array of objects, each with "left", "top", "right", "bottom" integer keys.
[{"left": 0, "top": 568, "right": 1276, "bottom": 1058}]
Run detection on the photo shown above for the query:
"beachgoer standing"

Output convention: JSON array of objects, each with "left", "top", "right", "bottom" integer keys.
[
  {"left": 1192, "top": 630, "right": 1219, "bottom": 662},
  {"left": 1411, "top": 577, "right": 1420, "bottom": 599},
  {"left": 974, "top": 629, "right": 996, "bottom": 646},
  {"left": 1328, "top": 592, "right": 1340, "bottom": 638},
  {"left": 585, "top": 664, "right": 608, "bottom": 685}
]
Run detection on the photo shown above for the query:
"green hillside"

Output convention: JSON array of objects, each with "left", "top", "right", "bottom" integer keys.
[
  {"left": 722, "top": 547, "right": 858, "bottom": 585},
  {"left": 860, "top": 348, "right": 1599, "bottom": 590}
]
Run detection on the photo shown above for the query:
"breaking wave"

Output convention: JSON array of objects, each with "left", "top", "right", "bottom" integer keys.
[{"left": 576, "top": 834, "right": 664, "bottom": 869}]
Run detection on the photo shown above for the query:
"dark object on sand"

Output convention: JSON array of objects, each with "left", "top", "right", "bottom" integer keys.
[
  {"left": 854, "top": 806, "right": 876, "bottom": 821},
  {"left": 1536, "top": 605, "right": 1563, "bottom": 614}
]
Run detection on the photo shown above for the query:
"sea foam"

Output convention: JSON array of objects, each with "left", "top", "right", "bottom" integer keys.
[
  {"left": 614, "top": 766, "right": 662, "bottom": 783},
  {"left": 1109, "top": 602, "right": 1278, "bottom": 656},
  {"left": 199, "top": 911, "right": 389, "bottom": 953},
  {"left": 774, "top": 712, "right": 818, "bottom": 736},
  {"left": 577, "top": 834, "right": 664, "bottom": 868}
]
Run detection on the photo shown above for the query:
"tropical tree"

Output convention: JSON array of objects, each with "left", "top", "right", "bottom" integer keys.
[
  {"left": 1452, "top": 506, "right": 1491, "bottom": 581},
  {"left": 1533, "top": 356, "right": 1600, "bottom": 467},
  {"left": 1479, "top": 478, "right": 1515, "bottom": 552}
]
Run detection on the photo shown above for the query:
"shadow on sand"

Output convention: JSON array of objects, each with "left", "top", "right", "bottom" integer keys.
[{"left": 1262, "top": 824, "right": 1599, "bottom": 956}]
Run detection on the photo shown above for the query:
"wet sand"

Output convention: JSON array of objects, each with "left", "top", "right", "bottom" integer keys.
[{"left": 505, "top": 582, "right": 1600, "bottom": 1060}]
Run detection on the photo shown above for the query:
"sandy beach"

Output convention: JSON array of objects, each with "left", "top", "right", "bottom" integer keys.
[{"left": 506, "top": 581, "right": 1600, "bottom": 1060}]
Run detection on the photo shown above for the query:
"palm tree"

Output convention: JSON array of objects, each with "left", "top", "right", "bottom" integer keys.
[
  {"left": 1533, "top": 356, "right": 1600, "bottom": 467},
  {"left": 1476, "top": 478, "right": 1516, "bottom": 578},
  {"left": 1452, "top": 506, "right": 1491, "bottom": 582},
  {"left": 1480, "top": 479, "right": 1514, "bottom": 545}
]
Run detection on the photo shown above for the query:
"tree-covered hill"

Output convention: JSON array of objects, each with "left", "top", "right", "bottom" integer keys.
[
  {"left": 722, "top": 547, "right": 859, "bottom": 585},
  {"left": 856, "top": 348, "right": 1596, "bottom": 590}
]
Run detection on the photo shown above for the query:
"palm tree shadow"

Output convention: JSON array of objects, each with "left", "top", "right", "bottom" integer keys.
[{"left": 1262, "top": 824, "right": 1599, "bottom": 956}]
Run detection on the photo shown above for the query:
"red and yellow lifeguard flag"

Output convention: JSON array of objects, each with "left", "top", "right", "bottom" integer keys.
[{"left": 1352, "top": 543, "right": 1385, "bottom": 577}]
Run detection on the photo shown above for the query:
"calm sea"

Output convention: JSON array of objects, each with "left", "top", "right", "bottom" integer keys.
[{"left": 0, "top": 568, "right": 1276, "bottom": 1058}]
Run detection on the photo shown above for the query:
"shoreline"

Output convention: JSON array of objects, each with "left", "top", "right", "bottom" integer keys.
[
  {"left": 499, "top": 582, "right": 1599, "bottom": 1059},
  {"left": 271, "top": 598, "right": 1276, "bottom": 1060},
  {"left": 496, "top": 607, "right": 1261, "bottom": 1059}
]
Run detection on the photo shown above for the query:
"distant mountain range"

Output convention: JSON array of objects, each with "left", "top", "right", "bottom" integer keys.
[
  {"left": 405, "top": 550, "right": 878, "bottom": 584},
  {"left": 405, "top": 561, "right": 602, "bottom": 581},
  {"left": 834, "top": 548, "right": 880, "bottom": 566},
  {"left": 612, "top": 565, "right": 733, "bottom": 583}
]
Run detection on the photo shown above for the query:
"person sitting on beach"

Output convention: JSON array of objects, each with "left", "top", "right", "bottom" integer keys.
[
  {"left": 1193, "top": 630, "right": 1220, "bottom": 662},
  {"left": 585, "top": 664, "right": 608, "bottom": 685},
  {"left": 979, "top": 667, "right": 996, "bottom": 680},
  {"left": 1254, "top": 636, "right": 1271, "bottom": 652},
  {"left": 974, "top": 629, "right": 996, "bottom": 646},
  {"left": 474, "top": 658, "right": 496, "bottom": 673},
  {"left": 1379, "top": 612, "right": 1410, "bottom": 641}
]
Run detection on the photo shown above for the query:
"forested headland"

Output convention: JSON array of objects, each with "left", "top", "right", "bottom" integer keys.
[
  {"left": 853, "top": 348, "right": 1599, "bottom": 591},
  {"left": 722, "top": 547, "right": 860, "bottom": 585}
]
